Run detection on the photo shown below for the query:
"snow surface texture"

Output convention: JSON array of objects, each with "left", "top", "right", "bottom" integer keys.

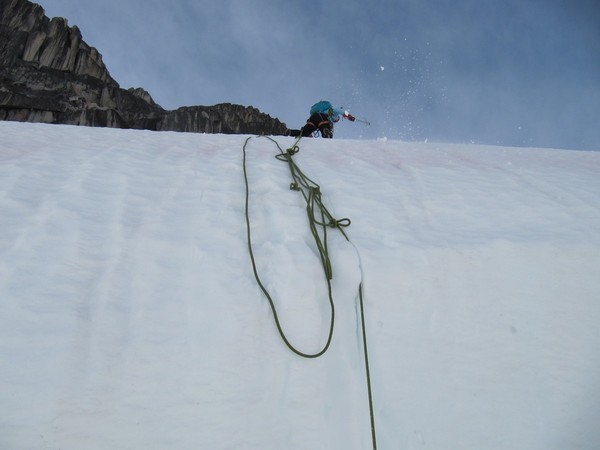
[{"left": 1, "top": 121, "right": 599, "bottom": 450}]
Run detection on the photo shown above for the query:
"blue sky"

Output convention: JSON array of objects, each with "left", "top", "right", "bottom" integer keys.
[{"left": 41, "top": 0, "right": 599, "bottom": 150}]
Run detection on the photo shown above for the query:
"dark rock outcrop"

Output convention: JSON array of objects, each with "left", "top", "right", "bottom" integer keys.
[
  {"left": 158, "top": 104, "right": 288, "bottom": 135},
  {"left": 0, "top": 0, "right": 288, "bottom": 135}
]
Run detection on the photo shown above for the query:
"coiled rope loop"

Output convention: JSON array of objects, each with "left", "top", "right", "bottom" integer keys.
[
  {"left": 242, "top": 136, "right": 377, "bottom": 449},
  {"left": 243, "top": 135, "right": 346, "bottom": 358}
]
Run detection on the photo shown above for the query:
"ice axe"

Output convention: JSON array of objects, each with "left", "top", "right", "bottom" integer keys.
[{"left": 344, "top": 112, "right": 371, "bottom": 127}]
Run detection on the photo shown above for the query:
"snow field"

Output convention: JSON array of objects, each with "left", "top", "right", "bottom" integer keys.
[{"left": 1, "top": 121, "right": 599, "bottom": 449}]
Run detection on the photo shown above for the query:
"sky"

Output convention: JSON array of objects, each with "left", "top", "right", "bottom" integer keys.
[
  {"left": 39, "top": 0, "right": 600, "bottom": 150},
  {"left": 1, "top": 121, "right": 600, "bottom": 448}
]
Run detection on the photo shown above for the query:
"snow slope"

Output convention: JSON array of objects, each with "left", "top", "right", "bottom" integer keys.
[{"left": 1, "top": 121, "right": 599, "bottom": 450}]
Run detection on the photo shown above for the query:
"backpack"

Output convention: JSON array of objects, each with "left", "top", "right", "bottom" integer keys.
[{"left": 310, "top": 100, "right": 332, "bottom": 115}]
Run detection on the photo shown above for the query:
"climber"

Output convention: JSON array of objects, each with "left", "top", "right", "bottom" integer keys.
[{"left": 287, "top": 100, "right": 356, "bottom": 138}]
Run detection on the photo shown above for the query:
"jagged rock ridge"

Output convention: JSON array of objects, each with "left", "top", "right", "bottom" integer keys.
[{"left": 0, "top": 0, "right": 288, "bottom": 135}]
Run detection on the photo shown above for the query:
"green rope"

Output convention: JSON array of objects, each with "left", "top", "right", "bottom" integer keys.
[
  {"left": 242, "top": 135, "right": 349, "bottom": 357},
  {"left": 359, "top": 283, "right": 377, "bottom": 450},
  {"left": 242, "top": 135, "right": 377, "bottom": 448}
]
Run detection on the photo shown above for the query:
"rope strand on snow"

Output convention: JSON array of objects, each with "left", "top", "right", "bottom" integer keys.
[
  {"left": 243, "top": 136, "right": 340, "bottom": 357},
  {"left": 242, "top": 135, "right": 377, "bottom": 449},
  {"left": 359, "top": 283, "right": 377, "bottom": 450}
]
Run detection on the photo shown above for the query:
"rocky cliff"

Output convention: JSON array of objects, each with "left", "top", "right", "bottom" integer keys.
[{"left": 0, "top": 0, "right": 288, "bottom": 135}]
